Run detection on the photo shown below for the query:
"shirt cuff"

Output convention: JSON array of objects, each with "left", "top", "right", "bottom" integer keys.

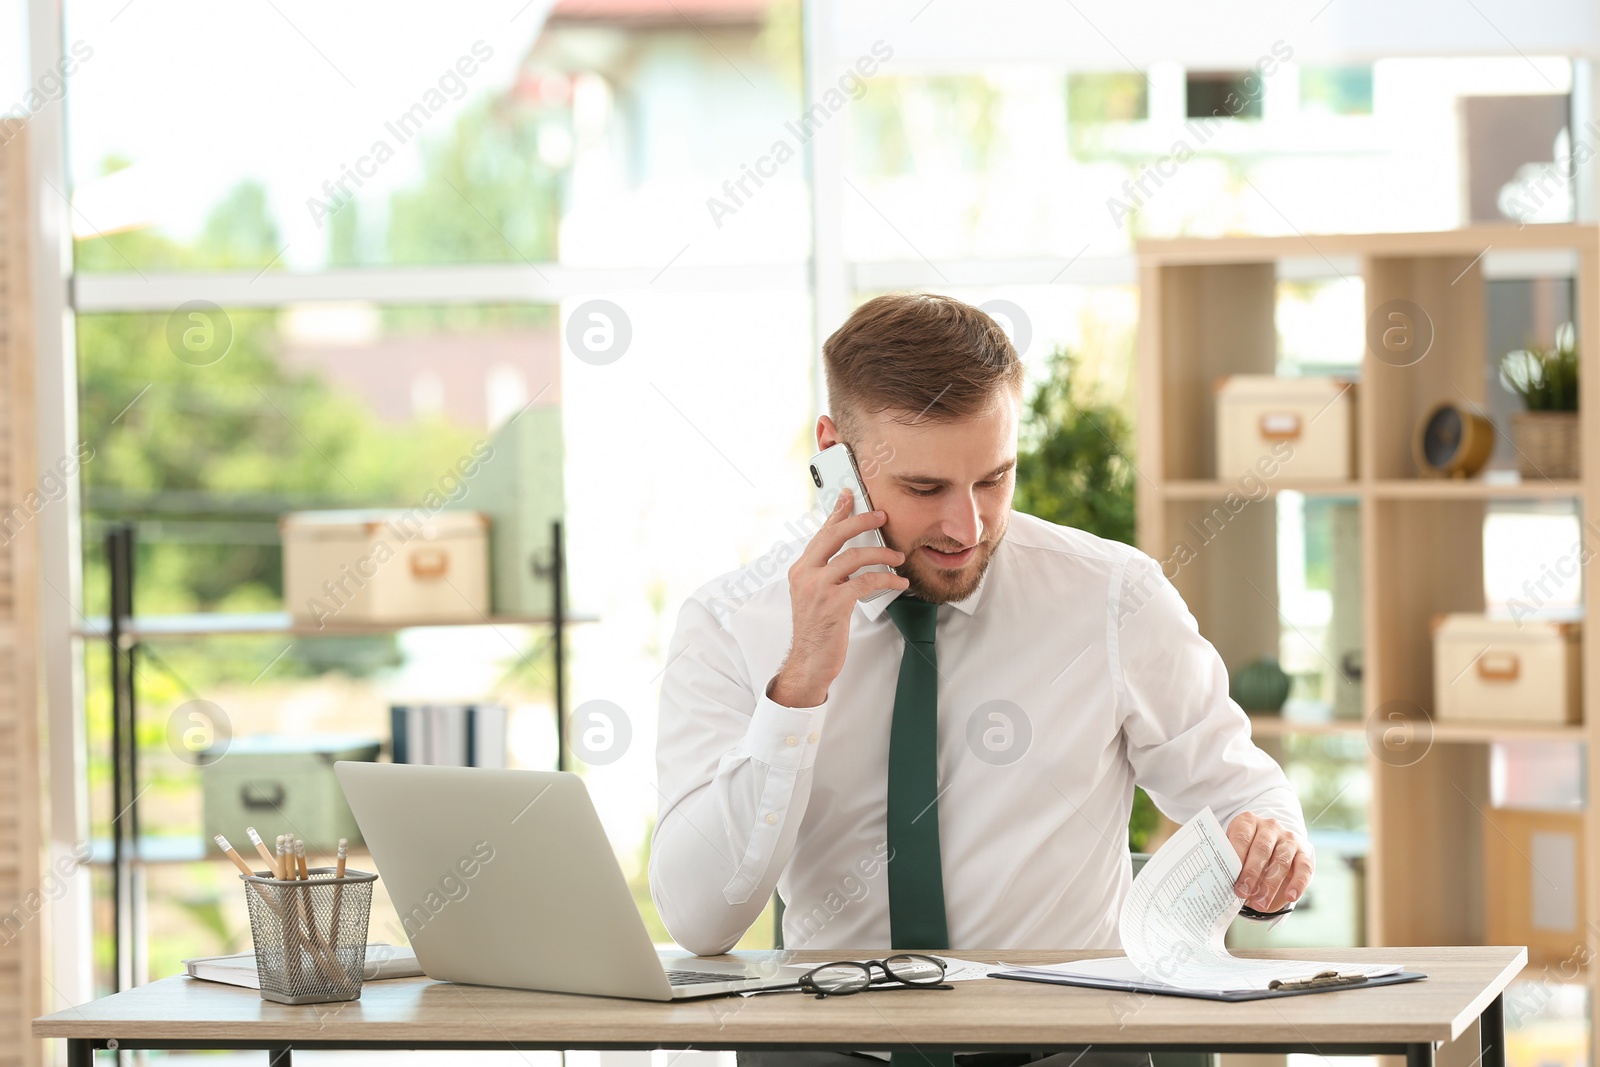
[
  {"left": 718, "top": 693, "right": 829, "bottom": 906},
  {"left": 740, "top": 691, "right": 829, "bottom": 770}
]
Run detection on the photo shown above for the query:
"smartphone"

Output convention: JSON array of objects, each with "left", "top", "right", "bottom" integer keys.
[{"left": 808, "top": 443, "right": 896, "bottom": 601}]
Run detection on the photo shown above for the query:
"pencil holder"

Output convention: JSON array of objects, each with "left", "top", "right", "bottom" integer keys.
[{"left": 240, "top": 867, "right": 378, "bottom": 1005}]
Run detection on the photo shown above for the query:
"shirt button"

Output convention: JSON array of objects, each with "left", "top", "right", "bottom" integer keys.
[
  {"left": 785, "top": 735, "right": 798, "bottom": 746},
  {"left": 765, "top": 813, "right": 779, "bottom": 825},
  {"left": 807, "top": 732, "right": 819, "bottom": 744}
]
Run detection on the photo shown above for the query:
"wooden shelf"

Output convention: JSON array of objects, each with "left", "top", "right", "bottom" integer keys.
[
  {"left": 73, "top": 610, "right": 598, "bottom": 640},
  {"left": 1368, "top": 478, "right": 1584, "bottom": 499},
  {"left": 1162, "top": 478, "right": 1585, "bottom": 501},
  {"left": 1246, "top": 715, "right": 1586, "bottom": 743},
  {"left": 1136, "top": 221, "right": 1598, "bottom": 264},
  {"left": 1135, "top": 223, "right": 1600, "bottom": 1040},
  {"left": 1162, "top": 480, "right": 1360, "bottom": 500}
]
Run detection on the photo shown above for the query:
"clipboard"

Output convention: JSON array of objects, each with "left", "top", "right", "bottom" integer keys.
[{"left": 991, "top": 968, "right": 1428, "bottom": 1002}]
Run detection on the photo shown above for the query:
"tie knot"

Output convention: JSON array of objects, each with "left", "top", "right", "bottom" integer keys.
[{"left": 886, "top": 594, "right": 937, "bottom": 644}]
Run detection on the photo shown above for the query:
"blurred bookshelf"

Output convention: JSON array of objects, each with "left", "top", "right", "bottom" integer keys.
[
  {"left": 92, "top": 518, "right": 593, "bottom": 993},
  {"left": 1136, "top": 224, "right": 1600, "bottom": 1039}
]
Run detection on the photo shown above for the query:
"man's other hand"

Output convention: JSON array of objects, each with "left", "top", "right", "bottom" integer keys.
[{"left": 1226, "top": 811, "right": 1313, "bottom": 914}]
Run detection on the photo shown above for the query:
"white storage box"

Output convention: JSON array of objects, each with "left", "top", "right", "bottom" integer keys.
[
  {"left": 1214, "top": 375, "right": 1355, "bottom": 481},
  {"left": 282, "top": 510, "right": 490, "bottom": 626},
  {"left": 1432, "top": 614, "right": 1581, "bottom": 725}
]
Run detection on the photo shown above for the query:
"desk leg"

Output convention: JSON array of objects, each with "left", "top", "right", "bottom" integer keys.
[
  {"left": 1479, "top": 993, "right": 1505, "bottom": 1067},
  {"left": 268, "top": 1045, "right": 293, "bottom": 1067},
  {"left": 67, "top": 1040, "right": 92, "bottom": 1067},
  {"left": 1405, "top": 1043, "right": 1433, "bottom": 1067}
]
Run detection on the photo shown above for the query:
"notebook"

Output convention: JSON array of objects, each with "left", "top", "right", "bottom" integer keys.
[{"left": 183, "top": 943, "right": 423, "bottom": 988}]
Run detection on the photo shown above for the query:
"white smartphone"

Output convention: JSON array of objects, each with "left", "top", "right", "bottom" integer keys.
[{"left": 808, "top": 442, "right": 896, "bottom": 600}]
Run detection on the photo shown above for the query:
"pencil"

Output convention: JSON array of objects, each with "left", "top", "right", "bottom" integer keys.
[
  {"left": 329, "top": 838, "right": 348, "bottom": 947},
  {"left": 246, "top": 827, "right": 278, "bottom": 878},
  {"left": 213, "top": 834, "right": 256, "bottom": 879},
  {"left": 295, "top": 837, "right": 309, "bottom": 880}
]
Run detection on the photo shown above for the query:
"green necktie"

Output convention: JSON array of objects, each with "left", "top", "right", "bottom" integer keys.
[
  {"left": 885, "top": 595, "right": 953, "bottom": 1067},
  {"left": 885, "top": 593, "right": 949, "bottom": 949}
]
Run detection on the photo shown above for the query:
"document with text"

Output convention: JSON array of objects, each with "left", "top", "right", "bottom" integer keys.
[{"left": 1000, "top": 807, "right": 1401, "bottom": 993}]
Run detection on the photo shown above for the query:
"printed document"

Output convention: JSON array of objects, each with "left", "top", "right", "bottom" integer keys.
[{"left": 1001, "top": 807, "right": 1399, "bottom": 992}]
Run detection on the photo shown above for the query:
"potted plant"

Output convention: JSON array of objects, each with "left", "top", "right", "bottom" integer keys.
[{"left": 1501, "top": 322, "right": 1579, "bottom": 479}]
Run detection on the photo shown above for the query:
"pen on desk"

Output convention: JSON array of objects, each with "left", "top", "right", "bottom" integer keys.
[
  {"left": 213, "top": 834, "right": 256, "bottom": 879},
  {"left": 246, "top": 827, "right": 277, "bottom": 878}
]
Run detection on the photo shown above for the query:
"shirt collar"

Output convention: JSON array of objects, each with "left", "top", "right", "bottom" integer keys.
[{"left": 856, "top": 551, "right": 995, "bottom": 622}]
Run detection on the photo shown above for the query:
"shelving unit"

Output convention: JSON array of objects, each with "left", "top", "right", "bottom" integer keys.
[
  {"left": 91, "top": 519, "right": 590, "bottom": 992},
  {"left": 1135, "top": 224, "right": 1600, "bottom": 1036}
]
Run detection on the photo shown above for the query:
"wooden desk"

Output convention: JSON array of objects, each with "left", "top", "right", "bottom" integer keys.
[{"left": 34, "top": 947, "right": 1524, "bottom": 1067}]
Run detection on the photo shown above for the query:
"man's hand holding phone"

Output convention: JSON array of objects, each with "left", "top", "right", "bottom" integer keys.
[{"left": 767, "top": 488, "right": 908, "bottom": 708}]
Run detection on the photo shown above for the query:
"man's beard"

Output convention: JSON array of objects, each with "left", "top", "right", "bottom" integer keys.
[{"left": 884, "top": 513, "right": 1009, "bottom": 605}]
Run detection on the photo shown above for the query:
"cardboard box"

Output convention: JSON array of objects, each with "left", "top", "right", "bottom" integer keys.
[
  {"left": 282, "top": 509, "right": 490, "bottom": 626},
  {"left": 1214, "top": 375, "right": 1355, "bottom": 481},
  {"left": 202, "top": 735, "right": 381, "bottom": 850},
  {"left": 1483, "top": 806, "right": 1585, "bottom": 968},
  {"left": 1433, "top": 614, "right": 1581, "bottom": 724}
]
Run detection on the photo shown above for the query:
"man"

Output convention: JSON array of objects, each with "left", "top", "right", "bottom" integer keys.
[{"left": 650, "top": 293, "right": 1313, "bottom": 1066}]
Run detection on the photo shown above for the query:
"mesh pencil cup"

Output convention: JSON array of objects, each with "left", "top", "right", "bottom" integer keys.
[{"left": 240, "top": 866, "right": 378, "bottom": 1005}]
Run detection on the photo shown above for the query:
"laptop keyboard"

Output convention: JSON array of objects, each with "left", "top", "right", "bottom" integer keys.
[{"left": 665, "top": 969, "right": 747, "bottom": 986}]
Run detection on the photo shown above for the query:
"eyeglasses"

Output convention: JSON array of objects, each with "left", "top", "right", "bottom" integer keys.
[{"left": 796, "top": 953, "right": 952, "bottom": 998}]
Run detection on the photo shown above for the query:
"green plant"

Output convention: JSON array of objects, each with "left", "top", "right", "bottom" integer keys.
[
  {"left": 1013, "top": 346, "right": 1154, "bottom": 848},
  {"left": 1501, "top": 322, "right": 1579, "bottom": 412},
  {"left": 1013, "top": 347, "right": 1137, "bottom": 545}
]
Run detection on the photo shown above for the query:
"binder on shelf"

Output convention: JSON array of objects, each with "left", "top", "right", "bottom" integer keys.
[{"left": 390, "top": 704, "right": 508, "bottom": 768}]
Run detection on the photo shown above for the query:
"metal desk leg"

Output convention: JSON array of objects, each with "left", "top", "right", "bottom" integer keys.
[
  {"left": 67, "top": 1039, "right": 92, "bottom": 1067},
  {"left": 1405, "top": 1043, "right": 1433, "bottom": 1067},
  {"left": 268, "top": 1045, "right": 293, "bottom": 1066},
  {"left": 1479, "top": 993, "right": 1505, "bottom": 1067}
]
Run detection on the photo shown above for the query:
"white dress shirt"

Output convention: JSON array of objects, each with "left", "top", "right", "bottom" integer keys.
[{"left": 650, "top": 511, "right": 1309, "bottom": 956}]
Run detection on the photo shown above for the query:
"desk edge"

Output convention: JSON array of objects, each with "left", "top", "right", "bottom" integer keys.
[{"left": 1444, "top": 947, "right": 1528, "bottom": 1043}]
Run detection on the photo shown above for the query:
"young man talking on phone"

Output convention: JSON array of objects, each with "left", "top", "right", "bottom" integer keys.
[{"left": 650, "top": 293, "right": 1313, "bottom": 1067}]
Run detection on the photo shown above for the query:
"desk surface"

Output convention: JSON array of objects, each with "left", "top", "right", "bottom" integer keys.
[{"left": 35, "top": 947, "right": 1526, "bottom": 1051}]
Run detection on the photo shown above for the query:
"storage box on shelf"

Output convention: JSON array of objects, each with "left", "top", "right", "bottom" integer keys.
[
  {"left": 281, "top": 510, "right": 491, "bottom": 625},
  {"left": 1135, "top": 224, "right": 1600, "bottom": 1024},
  {"left": 201, "top": 735, "right": 381, "bottom": 850},
  {"left": 1214, "top": 374, "right": 1355, "bottom": 482},
  {"left": 1483, "top": 806, "right": 1586, "bottom": 969},
  {"left": 1433, "top": 614, "right": 1582, "bottom": 725}
]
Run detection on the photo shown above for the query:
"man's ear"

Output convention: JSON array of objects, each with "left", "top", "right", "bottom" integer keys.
[{"left": 816, "top": 415, "right": 840, "bottom": 452}]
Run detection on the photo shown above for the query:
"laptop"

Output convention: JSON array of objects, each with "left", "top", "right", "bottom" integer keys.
[{"left": 335, "top": 761, "right": 810, "bottom": 1000}]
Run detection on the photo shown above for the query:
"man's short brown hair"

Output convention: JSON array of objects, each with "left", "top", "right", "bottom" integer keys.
[{"left": 822, "top": 292, "right": 1023, "bottom": 436}]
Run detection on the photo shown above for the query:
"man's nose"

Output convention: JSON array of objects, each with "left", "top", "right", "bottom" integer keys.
[{"left": 938, "top": 491, "right": 983, "bottom": 548}]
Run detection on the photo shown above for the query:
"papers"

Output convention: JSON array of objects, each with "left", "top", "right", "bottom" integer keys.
[
  {"left": 183, "top": 943, "right": 422, "bottom": 988},
  {"left": 1004, "top": 954, "right": 1403, "bottom": 995},
  {"left": 1000, "top": 807, "right": 1400, "bottom": 993},
  {"left": 928, "top": 955, "right": 1006, "bottom": 982}
]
